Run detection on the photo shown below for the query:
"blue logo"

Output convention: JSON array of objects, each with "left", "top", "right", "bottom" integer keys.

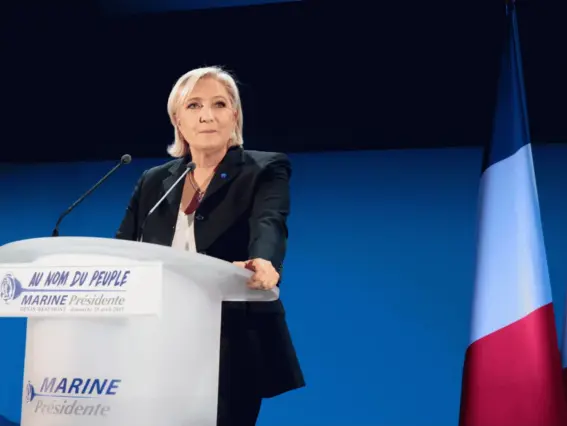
[
  {"left": 25, "top": 381, "right": 35, "bottom": 403},
  {"left": 0, "top": 274, "right": 23, "bottom": 303}
]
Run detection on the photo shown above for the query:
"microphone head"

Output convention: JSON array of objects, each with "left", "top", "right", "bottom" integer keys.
[
  {"left": 121, "top": 154, "right": 132, "bottom": 164},
  {"left": 187, "top": 162, "right": 196, "bottom": 171}
]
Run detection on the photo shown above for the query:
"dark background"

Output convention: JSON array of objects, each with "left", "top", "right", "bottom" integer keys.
[{"left": 1, "top": 0, "right": 566, "bottom": 163}]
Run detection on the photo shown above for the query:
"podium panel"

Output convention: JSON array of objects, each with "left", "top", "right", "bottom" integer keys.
[{"left": 0, "top": 237, "right": 279, "bottom": 426}]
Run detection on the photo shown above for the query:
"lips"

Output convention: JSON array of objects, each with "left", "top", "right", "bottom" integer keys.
[{"left": 199, "top": 130, "right": 217, "bottom": 134}]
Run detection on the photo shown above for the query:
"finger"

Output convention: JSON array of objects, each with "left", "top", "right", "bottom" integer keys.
[
  {"left": 247, "top": 279, "right": 264, "bottom": 289},
  {"left": 263, "top": 279, "right": 277, "bottom": 290},
  {"left": 253, "top": 263, "right": 271, "bottom": 275},
  {"left": 249, "top": 278, "right": 277, "bottom": 290},
  {"left": 250, "top": 258, "right": 269, "bottom": 268},
  {"left": 247, "top": 272, "right": 261, "bottom": 285},
  {"left": 247, "top": 273, "right": 269, "bottom": 289}
]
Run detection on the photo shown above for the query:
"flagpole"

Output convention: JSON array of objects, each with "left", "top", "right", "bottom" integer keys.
[{"left": 458, "top": 1, "right": 567, "bottom": 424}]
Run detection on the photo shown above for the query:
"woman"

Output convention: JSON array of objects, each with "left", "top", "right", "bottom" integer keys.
[{"left": 115, "top": 66, "right": 305, "bottom": 426}]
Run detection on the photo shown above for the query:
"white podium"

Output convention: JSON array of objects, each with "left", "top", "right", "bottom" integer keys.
[{"left": 0, "top": 237, "right": 279, "bottom": 426}]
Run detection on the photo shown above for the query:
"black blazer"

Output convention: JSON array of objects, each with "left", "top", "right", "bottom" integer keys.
[{"left": 115, "top": 146, "right": 305, "bottom": 397}]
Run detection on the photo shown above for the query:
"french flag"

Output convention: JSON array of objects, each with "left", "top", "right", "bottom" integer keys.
[
  {"left": 563, "top": 321, "right": 567, "bottom": 403},
  {"left": 458, "top": 3, "right": 567, "bottom": 426}
]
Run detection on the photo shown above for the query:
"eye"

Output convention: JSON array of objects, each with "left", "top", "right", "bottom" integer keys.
[
  {"left": 214, "top": 101, "right": 227, "bottom": 108},
  {"left": 187, "top": 102, "right": 200, "bottom": 109}
]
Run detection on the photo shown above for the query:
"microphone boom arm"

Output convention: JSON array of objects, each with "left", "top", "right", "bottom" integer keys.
[
  {"left": 52, "top": 155, "right": 131, "bottom": 237},
  {"left": 138, "top": 162, "right": 195, "bottom": 242}
]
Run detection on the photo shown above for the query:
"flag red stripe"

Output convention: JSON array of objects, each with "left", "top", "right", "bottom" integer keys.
[{"left": 459, "top": 303, "right": 567, "bottom": 426}]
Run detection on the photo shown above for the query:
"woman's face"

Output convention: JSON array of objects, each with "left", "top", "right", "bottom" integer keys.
[{"left": 176, "top": 77, "right": 237, "bottom": 154}]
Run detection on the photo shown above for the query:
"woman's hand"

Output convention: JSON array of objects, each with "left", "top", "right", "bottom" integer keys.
[{"left": 232, "top": 258, "right": 280, "bottom": 290}]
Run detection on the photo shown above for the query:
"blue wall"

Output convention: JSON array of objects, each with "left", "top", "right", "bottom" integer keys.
[{"left": 1, "top": 145, "right": 567, "bottom": 425}]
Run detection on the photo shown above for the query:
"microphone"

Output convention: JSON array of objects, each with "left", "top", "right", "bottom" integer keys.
[
  {"left": 138, "top": 161, "right": 196, "bottom": 242},
  {"left": 51, "top": 154, "right": 132, "bottom": 237}
]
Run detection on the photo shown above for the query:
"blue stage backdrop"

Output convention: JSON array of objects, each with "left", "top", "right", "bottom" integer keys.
[{"left": 1, "top": 145, "right": 567, "bottom": 426}]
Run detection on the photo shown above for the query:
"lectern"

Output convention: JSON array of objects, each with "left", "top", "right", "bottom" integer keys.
[{"left": 0, "top": 237, "right": 279, "bottom": 426}]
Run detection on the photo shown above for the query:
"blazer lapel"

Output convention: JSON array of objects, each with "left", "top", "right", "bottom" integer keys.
[
  {"left": 194, "top": 147, "right": 245, "bottom": 252},
  {"left": 155, "top": 148, "right": 243, "bottom": 249},
  {"left": 202, "top": 146, "right": 245, "bottom": 203},
  {"left": 160, "top": 158, "right": 188, "bottom": 245}
]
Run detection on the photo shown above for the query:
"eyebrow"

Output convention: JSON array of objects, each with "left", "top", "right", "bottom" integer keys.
[{"left": 186, "top": 95, "right": 229, "bottom": 102}]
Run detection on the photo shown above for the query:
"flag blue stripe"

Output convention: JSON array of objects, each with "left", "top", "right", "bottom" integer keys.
[
  {"left": 481, "top": 5, "right": 531, "bottom": 173},
  {"left": 470, "top": 144, "right": 552, "bottom": 344}
]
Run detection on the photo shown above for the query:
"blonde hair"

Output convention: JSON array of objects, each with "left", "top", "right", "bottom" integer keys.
[{"left": 166, "top": 66, "right": 244, "bottom": 158}]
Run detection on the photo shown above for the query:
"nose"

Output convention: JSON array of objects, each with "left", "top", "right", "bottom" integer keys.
[{"left": 199, "top": 106, "right": 214, "bottom": 123}]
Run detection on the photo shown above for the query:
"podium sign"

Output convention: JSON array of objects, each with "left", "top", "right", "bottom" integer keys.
[
  {"left": 0, "top": 237, "right": 278, "bottom": 426},
  {"left": 0, "top": 262, "right": 162, "bottom": 317}
]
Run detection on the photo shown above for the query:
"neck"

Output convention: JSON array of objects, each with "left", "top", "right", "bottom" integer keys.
[{"left": 189, "top": 147, "right": 228, "bottom": 170}]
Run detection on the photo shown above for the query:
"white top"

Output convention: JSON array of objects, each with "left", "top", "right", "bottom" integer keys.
[{"left": 171, "top": 210, "right": 197, "bottom": 253}]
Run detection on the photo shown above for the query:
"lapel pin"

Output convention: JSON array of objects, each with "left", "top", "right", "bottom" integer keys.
[{"left": 220, "top": 173, "right": 227, "bottom": 179}]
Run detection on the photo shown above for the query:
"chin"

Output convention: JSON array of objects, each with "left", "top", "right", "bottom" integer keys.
[{"left": 193, "top": 138, "right": 227, "bottom": 152}]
